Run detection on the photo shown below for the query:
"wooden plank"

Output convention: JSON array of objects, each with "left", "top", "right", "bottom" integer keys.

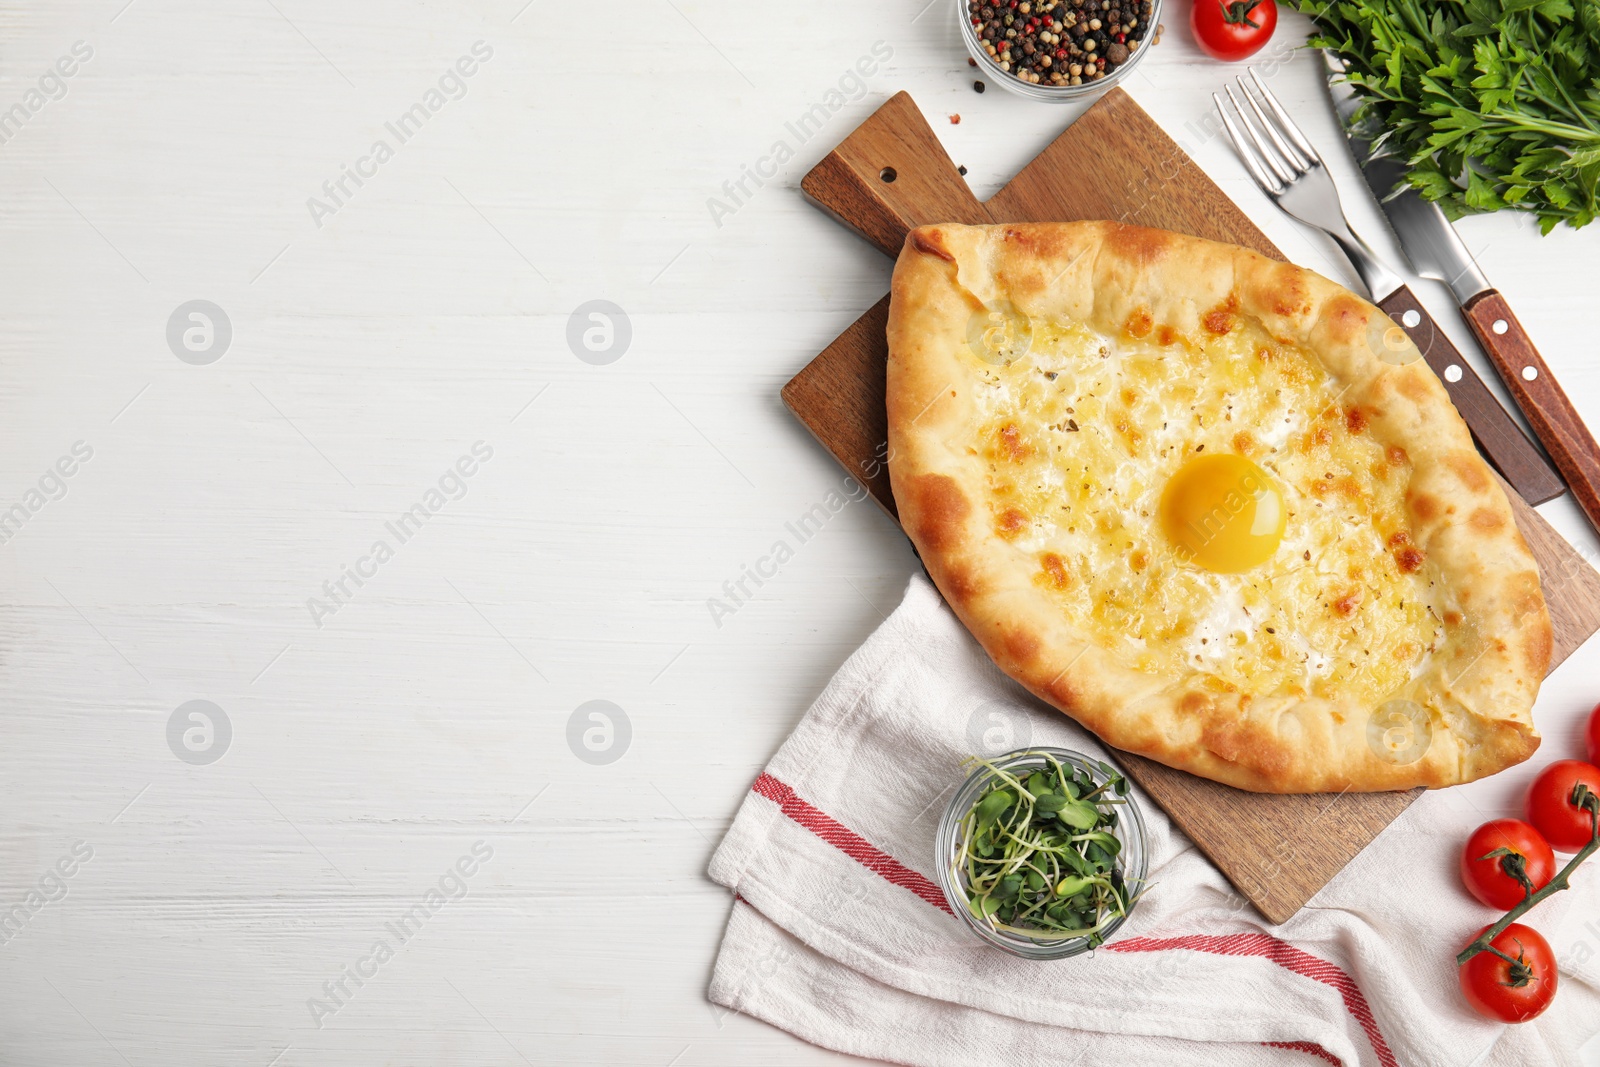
[
  {"left": 986, "top": 90, "right": 1278, "bottom": 252},
  {"left": 785, "top": 89, "right": 1600, "bottom": 924},
  {"left": 784, "top": 297, "right": 898, "bottom": 516}
]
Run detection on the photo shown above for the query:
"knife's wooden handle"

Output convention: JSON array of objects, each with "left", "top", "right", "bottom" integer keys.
[
  {"left": 1464, "top": 289, "right": 1600, "bottom": 531},
  {"left": 1377, "top": 287, "right": 1566, "bottom": 505}
]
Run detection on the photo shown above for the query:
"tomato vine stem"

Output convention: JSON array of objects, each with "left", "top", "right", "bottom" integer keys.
[{"left": 1456, "top": 784, "right": 1600, "bottom": 968}]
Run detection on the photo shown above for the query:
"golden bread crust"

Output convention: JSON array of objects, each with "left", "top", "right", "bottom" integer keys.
[{"left": 887, "top": 222, "right": 1548, "bottom": 793}]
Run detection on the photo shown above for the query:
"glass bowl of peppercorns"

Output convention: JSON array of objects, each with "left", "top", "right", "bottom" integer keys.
[{"left": 960, "top": 0, "right": 1161, "bottom": 101}]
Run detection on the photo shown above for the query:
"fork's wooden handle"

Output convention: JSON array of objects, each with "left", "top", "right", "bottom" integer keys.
[
  {"left": 1464, "top": 289, "right": 1600, "bottom": 532},
  {"left": 1377, "top": 287, "right": 1565, "bottom": 505}
]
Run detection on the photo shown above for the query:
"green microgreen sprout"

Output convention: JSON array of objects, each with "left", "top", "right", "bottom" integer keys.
[{"left": 953, "top": 752, "right": 1143, "bottom": 947}]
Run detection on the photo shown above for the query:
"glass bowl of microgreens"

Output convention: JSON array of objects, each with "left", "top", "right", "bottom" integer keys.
[{"left": 935, "top": 747, "right": 1148, "bottom": 959}]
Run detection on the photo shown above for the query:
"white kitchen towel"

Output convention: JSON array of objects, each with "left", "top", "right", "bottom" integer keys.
[{"left": 707, "top": 574, "right": 1600, "bottom": 1067}]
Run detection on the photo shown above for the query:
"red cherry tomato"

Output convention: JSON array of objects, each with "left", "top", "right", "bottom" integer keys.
[
  {"left": 1459, "top": 820, "right": 1555, "bottom": 910},
  {"left": 1189, "top": 0, "right": 1278, "bottom": 62},
  {"left": 1525, "top": 759, "right": 1600, "bottom": 852},
  {"left": 1459, "top": 923, "right": 1558, "bottom": 1023},
  {"left": 1586, "top": 701, "right": 1600, "bottom": 767}
]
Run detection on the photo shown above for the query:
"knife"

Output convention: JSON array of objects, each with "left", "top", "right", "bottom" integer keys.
[{"left": 1321, "top": 53, "right": 1581, "bottom": 511}]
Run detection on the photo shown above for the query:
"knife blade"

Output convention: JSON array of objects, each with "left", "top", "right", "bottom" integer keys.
[
  {"left": 1321, "top": 54, "right": 1491, "bottom": 305},
  {"left": 1322, "top": 52, "right": 1571, "bottom": 508}
]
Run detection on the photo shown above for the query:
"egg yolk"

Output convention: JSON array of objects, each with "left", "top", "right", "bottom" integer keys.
[{"left": 1160, "top": 454, "right": 1286, "bottom": 573}]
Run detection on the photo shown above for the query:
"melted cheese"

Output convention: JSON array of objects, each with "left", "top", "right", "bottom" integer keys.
[{"left": 973, "top": 314, "right": 1443, "bottom": 702}]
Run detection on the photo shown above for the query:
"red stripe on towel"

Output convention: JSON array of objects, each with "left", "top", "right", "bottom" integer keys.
[
  {"left": 1265, "top": 1041, "right": 1343, "bottom": 1065},
  {"left": 747, "top": 771, "right": 1395, "bottom": 1067},
  {"left": 1107, "top": 934, "right": 1395, "bottom": 1067},
  {"left": 752, "top": 771, "right": 953, "bottom": 914}
]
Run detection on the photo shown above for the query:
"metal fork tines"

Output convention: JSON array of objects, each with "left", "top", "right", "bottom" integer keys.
[{"left": 1214, "top": 70, "right": 1403, "bottom": 301}]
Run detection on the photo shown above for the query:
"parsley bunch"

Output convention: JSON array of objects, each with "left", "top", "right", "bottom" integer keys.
[{"left": 1300, "top": 0, "right": 1600, "bottom": 231}]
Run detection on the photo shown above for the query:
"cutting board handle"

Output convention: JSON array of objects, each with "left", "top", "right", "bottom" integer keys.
[{"left": 800, "top": 91, "right": 990, "bottom": 258}]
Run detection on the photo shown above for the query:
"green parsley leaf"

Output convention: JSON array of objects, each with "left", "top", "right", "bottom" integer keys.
[{"left": 1300, "top": 0, "right": 1600, "bottom": 231}]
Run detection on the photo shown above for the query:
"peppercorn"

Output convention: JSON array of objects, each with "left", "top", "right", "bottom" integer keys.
[{"left": 967, "top": 0, "right": 1153, "bottom": 84}]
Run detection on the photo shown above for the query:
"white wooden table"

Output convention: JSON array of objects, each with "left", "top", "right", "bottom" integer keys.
[{"left": 2, "top": 2, "right": 1598, "bottom": 1064}]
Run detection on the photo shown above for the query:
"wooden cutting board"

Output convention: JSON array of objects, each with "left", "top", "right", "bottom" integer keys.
[{"left": 785, "top": 89, "right": 1600, "bottom": 924}]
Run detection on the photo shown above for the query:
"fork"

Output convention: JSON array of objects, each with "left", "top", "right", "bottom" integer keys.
[
  {"left": 1214, "top": 70, "right": 1562, "bottom": 504},
  {"left": 1215, "top": 70, "right": 1403, "bottom": 302}
]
